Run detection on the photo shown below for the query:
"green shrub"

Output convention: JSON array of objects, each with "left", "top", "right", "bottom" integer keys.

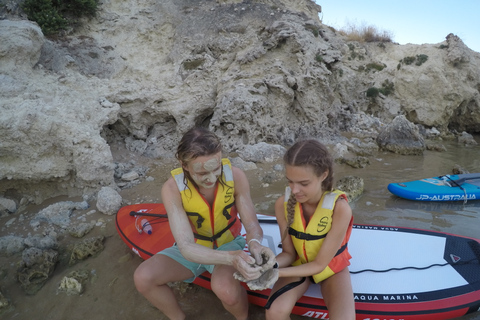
[
  {"left": 398, "top": 54, "right": 429, "bottom": 69},
  {"left": 403, "top": 56, "right": 416, "bottom": 65},
  {"left": 415, "top": 54, "right": 428, "bottom": 66},
  {"left": 366, "top": 87, "right": 379, "bottom": 98},
  {"left": 21, "top": 0, "right": 68, "bottom": 35},
  {"left": 366, "top": 62, "right": 385, "bottom": 72},
  {"left": 183, "top": 58, "right": 205, "bottom": 70},
  {"left": 305, "top": 25, "right": 319, "bottom": 37},
  {"left": 315, "top": 54, "right": 323, "bottom": 63},
  {"left": 379, "top": 79, "right": 394, "bottom": 96},
  {"left": 22, "top": 0, "right": 98, "bottom": 36},
  {"left": 61, "top": 0, "right": 98, "bottom": 17},
  {"left": 366, "top": 80, "right": 394, "bottom": 98}
]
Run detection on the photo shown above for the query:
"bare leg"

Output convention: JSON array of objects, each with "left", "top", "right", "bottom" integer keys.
[
  {"left": 321, "top": 268, "right": 355, "bottom": 320},
  {"left": 134, "top": 254, "right": 194, "bottom": 320},
  {"left": 265, "top": 277, "right": 311, "bottom": 320},
  {"left": 210, "top": 264, "right": 249, "bottom": 320}
]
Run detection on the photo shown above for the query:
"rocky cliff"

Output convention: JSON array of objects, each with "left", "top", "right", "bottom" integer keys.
[{"left": 1, "top": 0, "right": 479, "bottom": 203}]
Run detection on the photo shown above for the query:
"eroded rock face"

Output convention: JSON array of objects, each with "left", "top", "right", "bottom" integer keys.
[{"left": 1, "top": 0, "right": 479, "bottom": 203}]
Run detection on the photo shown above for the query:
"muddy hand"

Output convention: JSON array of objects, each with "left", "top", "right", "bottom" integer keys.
[
  {"left": 232, "top": 251, "right": 262, "bottom": 281},
  {"left": 244, "top": 265, "right": 279, "bottom": 291},
  {"left": 248, "top": 242, "right": 276, "bottom": 271}
]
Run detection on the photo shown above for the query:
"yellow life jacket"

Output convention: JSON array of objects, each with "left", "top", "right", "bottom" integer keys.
[
  {"left": 285, "top": 187, "right": 353, "bottom": 283},
  {"left": 171, "top": 158, "right": 241, "bottom": 248}
]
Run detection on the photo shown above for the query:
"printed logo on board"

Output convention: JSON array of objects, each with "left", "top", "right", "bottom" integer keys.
[
  {"left": 132, "top": 247, "right": 140, "bottom": 257},
  {"left": 354, "top": 294, "right": 419, "bottom": 302},
  {"left": 302, "top": 311, "right": 328, "bottom": 318},
  {"left": 450, "top": 254, "right": 461, "bottom": 263},
  {"left": 415, "top": 194, "right": 476, "bottom": 201}
]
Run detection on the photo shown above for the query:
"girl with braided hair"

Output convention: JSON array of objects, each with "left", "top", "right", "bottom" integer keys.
[{"left": 265, "top": 139, "right": 355, "bottom": 320}]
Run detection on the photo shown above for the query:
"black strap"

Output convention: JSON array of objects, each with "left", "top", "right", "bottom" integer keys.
[
  {"left": 288, "top": 227, "right": 327, "bottom": 241},
  {"left": 264, "top": 244, "right": 348, "bottom": 309},
  {"left": 222, "top": 202, "right": 235, "bottom": 220},
  {"left": 335, "top": 242, "right": 347, "bottom": 256},
  {"left": 186, "top": 201, "right": 235, "bottom": 228},
  {"left": 186, "top": 211, "right": 205, "bottom": 228},
  {"left": 193, "top": 217, "right": 238, "bottom": 242},
  {"left": 264, "top": 277, "right": 307, "bottom": 309}
]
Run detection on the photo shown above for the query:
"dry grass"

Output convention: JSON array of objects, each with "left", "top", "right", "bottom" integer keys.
[{"left": 339, "top": 21, "right": 393, "bottom": 43}]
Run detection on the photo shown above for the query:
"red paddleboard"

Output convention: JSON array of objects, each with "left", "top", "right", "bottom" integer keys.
[{"left": 116, "top": 203, "right": 480, "bottom": 320}]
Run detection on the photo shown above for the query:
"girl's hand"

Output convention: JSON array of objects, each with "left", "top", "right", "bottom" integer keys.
[{"left": 248, "top": 240, "right": 276, "bottom": 271}]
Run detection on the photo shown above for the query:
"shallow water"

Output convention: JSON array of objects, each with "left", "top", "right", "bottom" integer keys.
[{"left": 1, "top": 139, "right": 479, "bottom": 320}]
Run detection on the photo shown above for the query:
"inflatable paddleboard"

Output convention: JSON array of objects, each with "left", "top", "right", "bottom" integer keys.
[
  {"left": 116, "top": 203, "right": 480, "bottom": 320},
  {"left": 388, "top": 173, "right": 480, "bottom": 201}
]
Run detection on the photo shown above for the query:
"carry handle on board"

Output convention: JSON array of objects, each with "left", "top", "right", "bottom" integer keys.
[
  {"left": 129, "top": 211, "right": 168, "bottom": 218},
  {"left": 443, "top": 173, "right": 480, "bottom": 186}
]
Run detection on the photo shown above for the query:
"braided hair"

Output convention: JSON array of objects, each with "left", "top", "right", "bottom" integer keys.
[{"left": 281, "top": 140, "right": 334, "bottom": 240}]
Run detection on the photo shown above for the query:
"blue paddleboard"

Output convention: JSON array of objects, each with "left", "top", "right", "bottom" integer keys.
[{"left": 388, "top": 173, "right": 480, "bottom": 201}]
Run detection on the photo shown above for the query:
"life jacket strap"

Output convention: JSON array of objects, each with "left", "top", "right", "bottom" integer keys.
[
  {"left": 335, "top": 242, "right": 348, "bottom": 256},
  {"left": 222, "top": 202, "right": 235, "bottom": 220},
  {"left": 288, "top": 227, "right": 327, "bottom": 241},
  {"left": 193, "top": 217, "right": 238, "bottom": 242},
  {"left": 186, "top": 211, "right": 205, "bottom": 228}
]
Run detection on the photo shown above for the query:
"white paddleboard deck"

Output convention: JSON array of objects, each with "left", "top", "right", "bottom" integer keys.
[{"left": 252, "top": 214, "right": 480, "bottom": 319}]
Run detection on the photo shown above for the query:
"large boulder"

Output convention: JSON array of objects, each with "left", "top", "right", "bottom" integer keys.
[{"left": 376, "top": 115, "right": 425, "bottom": 155}]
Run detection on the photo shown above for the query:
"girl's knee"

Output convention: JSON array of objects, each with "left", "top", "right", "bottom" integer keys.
[{"left": 265, "top": 303, "right": 291, "bottom": 320}]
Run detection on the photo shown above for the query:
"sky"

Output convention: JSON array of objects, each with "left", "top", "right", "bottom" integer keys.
[{"left": 315, "top": 0, "right": 480, "bottom": 53}]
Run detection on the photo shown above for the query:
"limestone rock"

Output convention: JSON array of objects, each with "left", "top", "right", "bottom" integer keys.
[
  {"left": 30, "top": 201, "right": 89, "bottom": 229},
  {"left": 69, "top": 222, "right": 95, "bottom": 238},
  {"left": 457, "top": 131, "right": 478, "bottom": 146},
  {"left": 336, "top": 176, "right": 364, "bottom": 202},
  {"left": 236, "top": 142, "right": 286, "bottom": 163},
  {"left": 0, "top": 20, "right": 44, "bottom": 71},
  {"left": 0, "top": 197, "right": 16, "bottom": 213},
  {"left": 69, "top": 236, "right": 105, "bottom": 265},
  {"left": 58, "top": 269, "right": 90, "bottom": 295},
  {"left": 96, "top": 187, "right": 122, "bottom": 215},
  {"left": 0, "top": 289, "right": 10, "bottom": 312},
  {"left": 0, "top": 235, "right": 25, "bottom": 256},
  {"left": 335, "top": 156, "right": 370, "bottom": 169},
  {"left": 376, "top": 115, "right": 426, "bottom": 155},
  {"left": 17, "top": 248, "right": 58, "bottom": 295}
]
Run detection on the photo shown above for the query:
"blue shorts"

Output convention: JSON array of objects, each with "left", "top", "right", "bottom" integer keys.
[{"left": 157, "top": 235, "right": 246, "bottom": 283}]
